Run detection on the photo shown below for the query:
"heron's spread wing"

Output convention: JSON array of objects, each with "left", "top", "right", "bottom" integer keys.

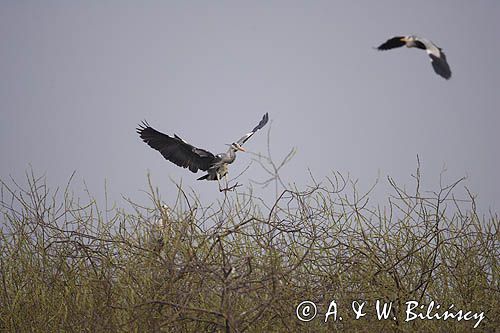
[
  {"left": 137, "top": 121, "right": 217, "bottom": 173},
  {"left": 377, "top": 36, "right": 406, "bottom": 50},
  {"left": 236, "top": 113, "right": 269, "bottom": 146},
  {"left": 413, "top": 40, "right": 427, "bottom": 50},
  {"left": 414, "top": 37, "right": 452, "bottom": 79},
  {"left": 429, "top": 50, "right": 452, "bottom": 80}
]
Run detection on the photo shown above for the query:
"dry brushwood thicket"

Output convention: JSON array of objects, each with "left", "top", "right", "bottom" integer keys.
[{"left": 0, "top": 151, "right": 498, "bottom": 332}]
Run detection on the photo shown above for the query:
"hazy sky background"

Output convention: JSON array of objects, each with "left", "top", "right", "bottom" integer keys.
[{"left": 1, "top": 1, "right": 499, "bottom": 212}]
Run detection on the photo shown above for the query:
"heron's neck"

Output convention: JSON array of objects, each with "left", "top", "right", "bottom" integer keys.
[{"left": 226, "top": 147, "right": 237, "bottom": 162}]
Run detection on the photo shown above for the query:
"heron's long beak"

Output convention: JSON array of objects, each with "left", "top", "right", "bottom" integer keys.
[{"left": 237, "top": 146, "right": 246, "bottom": 152}]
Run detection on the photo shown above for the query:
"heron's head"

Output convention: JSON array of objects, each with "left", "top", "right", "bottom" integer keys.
[
  {"left": 228, "top": 143, "right": 246, "bottom": 152},
  {"left": 405, "top": 35, "right": 417, "bottom": 46}
]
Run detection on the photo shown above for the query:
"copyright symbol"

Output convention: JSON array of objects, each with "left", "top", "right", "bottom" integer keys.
[{"left": 296, "top": 301, "right": 317, "bottom": 322}]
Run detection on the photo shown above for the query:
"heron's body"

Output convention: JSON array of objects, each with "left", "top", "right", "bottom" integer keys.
[
  {"left": 137, "top": 113, "right": 269, "bottom": 184},
  {"left": 197, "top": 151, "right": 233, "bottom": 180},
  {"left": 377, "top": 35, "right": 452, "bottom": 79}
]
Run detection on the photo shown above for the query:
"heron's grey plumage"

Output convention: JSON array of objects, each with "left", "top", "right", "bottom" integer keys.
[
  {"left": 376, "top": 35, "right": 452, "bottom": 79},
  {"left": 137, "top": 121, "right": 217, "bottom": 173},
  {"left": 137, "top": 113, "right": 269, "bottom": 182},
  {"left": 236, "top": 112, "right": 269, "bottom": 146}
]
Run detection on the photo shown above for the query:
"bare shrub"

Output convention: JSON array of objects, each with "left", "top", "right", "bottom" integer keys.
[{"left": 0, "top": 158, "right": 498, "bottom": 332}]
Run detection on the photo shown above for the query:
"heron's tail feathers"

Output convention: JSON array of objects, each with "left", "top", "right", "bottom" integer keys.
[{"left": 197, "top": 174, "right": 210, "bottom": 181}]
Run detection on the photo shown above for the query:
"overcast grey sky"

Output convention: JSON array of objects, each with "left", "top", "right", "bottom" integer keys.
[{"left": 1, "top": 1, "right": 499, "bottom": 212}]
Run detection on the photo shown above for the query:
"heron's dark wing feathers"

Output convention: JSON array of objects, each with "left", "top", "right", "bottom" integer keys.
[
  {"left": 429, "top": 50, "right": 452, "bottom": 80},
  {"left": 236, "top": 113, "right": 269, "bottom": 146},
  {"left": 413, "top": 40, "right": 427, "bottom": 50},
  {"left": 377, "top": 36, "right": 406, "bottom": 50},
  {"left": 137, "top": 121, "right": 217, "bottom": 173},
  {"left": 251, "top": 113, "right": 269, "bottom": 133}
]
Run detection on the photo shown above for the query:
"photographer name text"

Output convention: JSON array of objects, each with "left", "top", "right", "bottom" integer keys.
[{"left": 296, "top": 300, "right": 484, "bottom": 328}]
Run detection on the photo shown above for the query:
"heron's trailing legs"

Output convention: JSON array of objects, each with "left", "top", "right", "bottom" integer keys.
[{"left": 218, "top": 174, "right": 242, "bottom": 192}]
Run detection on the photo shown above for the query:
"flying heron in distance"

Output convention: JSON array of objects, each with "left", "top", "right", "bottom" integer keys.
[
  {"left": 376, "top": 35, "right": 452, "bottom": 79},
  {"left": 137, "top": 113, "right": 269, "bottom": 191}
]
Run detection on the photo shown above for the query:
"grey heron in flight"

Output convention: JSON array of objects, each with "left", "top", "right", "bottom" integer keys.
[
  {"left": 137, "top": 113, "right": 269, "bottom": 191},
  {"left": 376, "top": 35, "right": 452, "bottom": 80}
]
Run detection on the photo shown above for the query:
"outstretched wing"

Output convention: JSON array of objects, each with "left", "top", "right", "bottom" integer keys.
[
  {"left": 429, "top": 50, "right": 452, "bottom": 79},
  {"left": 137, "top": 121, "right": 217, "bottom": 173},
  {"left": 377, "top": 36, "right": 406, "bottom": 50},
  {"left": 236, "top": 113, "right": 269, "bottom": 146},
  {"left": 415, "top": 37, "right": 452, "bottom": 80}
]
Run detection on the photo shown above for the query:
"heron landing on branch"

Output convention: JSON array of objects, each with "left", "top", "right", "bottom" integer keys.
[
  {"left": 137, "top": 113, "right": 269, "bottom": 191},
  {"left": 376, "top": 35, "right": 452, "bottom": 80}
]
